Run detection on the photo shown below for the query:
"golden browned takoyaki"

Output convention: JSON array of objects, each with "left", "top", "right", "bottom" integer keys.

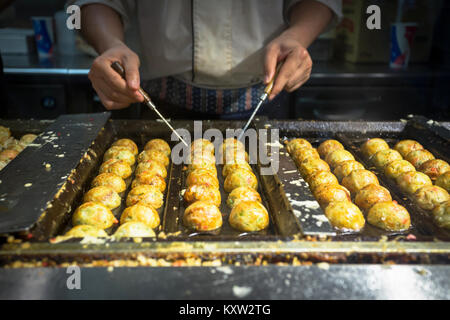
[
  {"left": 226, "top": 186, "right": 262, "bottom": 208},
  {"left": 367, "top": 201, "right": 410, "bottom": 231},
  {"left": 313, "top": 184, "right": 351, "bottom": 208},
  {"left": 371, "top": 149, "right": 403, "bottom": 169},
  {"left": 361, "top": 138, "right": 389, "bottom": 158},
  {"left": 286, "top": 138, "right": 312, "bottom": 154},
  {"left": 317, "top": 139, "right": 344, "bottom": 159},
  {"left": 307, "top": 170, "right": 339, "bottom": 192},
  {"left": 72, "top": 202, "right": 117, "bottom": 229},
  {"left": 191, "top": 139, "right": 215, "bottom": 155},
  {"left": 186, "top": 169, "right": 219, "bottom": 188},
  {"left": 183, "top": 183, "right": 221, "bottom": 207},
  {"left": 436, "top": 171, "right": 450, "bottom": 192},
  {"left": 64, "top": 225, "right": 108, "bottom": 238},
  {"left": 394, "top": 140, "right": 423, "bottom": 158},
  {"left": 354, "top": 184, "right": 392, "bottom": 212},
  {"left": 325, "top": 149, "right": 355, "bottom": 169},
  {"left": 138, "top": 149, "right": 169, "bottom": 167},
  {"left": 0, "top": 149, "right": 19, "bottom": 162},
  {"left": 183, "top": 201, "right": 222, "bottom": 231},
  {"left": 103, "top": 146, "right": 136, "bottom": 166},
  {"left": 126, "top": 185, "right": 164, "bottom": 209},
  {"left": 419, "top": 159, "right": 450, "bottom": 181},
  {"left": 144, "top": 138, "right": 171, "bottom": 157},
  {"left": 91, "top": 173, "right": 126, "bottom": 193},
  {"left": 222, "top": 162, "right": 252, "bottom": 178},
  {"left": 99, "top": 159, "right": 132, "bottom": 179},
  {"left": 324, "top": 201, "right": 365, "bottom": 231},
  {"left": 229, "top": 201, "right": 269, "bottom": 232},
  {"left": 83, "top": 186, "right": 121, "bottom": 209},
  {"left": 135, "top": 160, "right": 167, "bottom": 178},
  {"left": 413, "top": 186, "right": 449, "bottom": 211},
  {"left": 113, "top": 221, "right": 156, "bottom": 238},
  {"left": 131, "top": 172, "right": 167, "bottom": 192},
  {"left": 341, "top": 169, "right": 379, "bottom": 195},
  {"left": 432, "top": 201, "right": 450, "bottom": 230},
  {"left": 333, "top": 160, "right": 365, "bottom": 182},
  {"left": 298, "top": 158, "right": 330, "bottom": 178},
  {"left": 20, "top": 134, "right": 37, "bottom": 145},
  {"left": 405, "top": 149, "right": 435, "bottom": 169},
  {"left": 383, "top": 160, "right": 416, "bottom": 180},
  {"left": 291, "top": 147, "right": 320, "bottom": 165},
  {"left": 396, "top": 171, "right": 432, "bottom": 195},
  {"left": 224, "top": 168, "right": 257, "bottom": 192},
  {"left": 112, "top": 138, "right": 139, "bottom": 155},
  {"left": 120, "top": 204, "right": 160, "bottom": 229}
]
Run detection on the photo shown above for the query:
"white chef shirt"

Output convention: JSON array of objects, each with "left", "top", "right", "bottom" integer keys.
[{"left": 72, "top": 0, "right": 342, "bottom": 89}]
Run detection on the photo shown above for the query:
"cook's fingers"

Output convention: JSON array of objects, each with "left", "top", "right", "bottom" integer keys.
[
  {"left": 100, "top": 67, "right": 142, "bottom": 102},
  {"left": 285, "top": 60, "right": 312, "bottom": 92},
  {"left": 122, "top": 53, "right": 141, "bottom": 91},
  {"left": 95, "top": 79, "right": 138, "bottom": 105},
  {"left": 264, "top": 44, "right": 281, "bottom": 84},
  {"left": 269, "top": 48, "right": 306, "bottom": 100},
  {"left": 94, "top": 86, "right": 130, "bottom": 110}
]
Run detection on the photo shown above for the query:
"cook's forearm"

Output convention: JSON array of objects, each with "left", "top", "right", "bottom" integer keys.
[
  {"left": 287, "top": 0, "right": 334, "bottom": 48},
  {"left": 80, "top": 4, "right": 125, "bottom": 54}
]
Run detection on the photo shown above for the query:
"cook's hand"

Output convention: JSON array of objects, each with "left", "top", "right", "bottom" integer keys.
[
  {"left": 88, "top": 42, "right": 144, "bottom": 110},
  {"left": 264, "top": 28, "right": 312, "bottom": 100}
]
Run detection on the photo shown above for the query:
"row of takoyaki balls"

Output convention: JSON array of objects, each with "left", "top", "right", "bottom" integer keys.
[
  {"left": 60, "top": 138, "right": 171, "bottom": 239},
  {"left": 361, "top": 138, "right": 449, "bottom": 229},
  {"left": 0, "top": 125, "right": 38, "bottom": 171},
  {"left": 181, "top": 138, "right": 269, "bottom": 232},
  {"left": 287, "top": 138, "right": 411, "bottom": 232}
]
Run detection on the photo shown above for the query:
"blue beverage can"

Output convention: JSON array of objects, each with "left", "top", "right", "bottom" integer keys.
[
  {"left": 390, "top": 23, "right": 417, "bottom": 69},
  {"left": 31, "top": 17, "right": 55, "bottom": 57}
]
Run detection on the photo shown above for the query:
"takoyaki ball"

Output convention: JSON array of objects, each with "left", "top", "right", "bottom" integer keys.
[
  {"left": 0, "top": 125, "right": 11, "bottom": 142},
  {"left": 367, "top": 201, "right": 411, "bottom": 231},
  {"left": 144, "top": 138, "right": 171, "bottom": 157},
  {"left": 186, "top": 169, "right": 219, "bottom": 188},
  {"left": 394, "top": 140, "right": 423, "bottom": 158},
  {"left": 138, "top": 149, "right": 169, "bottom": 167},
  {"left": 83, "top": 186, "right": 121, "bottom": 210},
  {"left": 307, "top": 170, "right": 339, "bottom": 192},
  {"left": 317, "top": 139, "right": 344, "bottom": 159},
  {"left": 112, "top": 138, "right": 139, "bottom": 155},
  {"left": 396, "top": 171, "right": 432, "bottom": 195},
  {"left": 184, "top": 183, "right": 221, "bottom": 207},
  {"left": 221, "top": 148, "right": 249, "bottom": 164},
  {"left": 341, "top": 169, "right": 379, "bottom": 196},
  {"left": 286, "top": 138, "right": 312, "bottom": 154},
  {"left": 229, "top": 201, "right": 269, "bottom": 232},
  {"left": 120, "top": 204, "right": 160, "bottom": 229},
  {"left": 183, "top": 201, "right": 222, "bottom": 231},
  {"left": 64, "top": 225, "right": 108, "bottom": 238},
  {"left": 103, "top": 146, "right": 136, "bottom": 166},
  {"left": 432, "top": 201, "right": 450, "bottom": 230},
  {"left": 187, "top": 151, "right": 216, "bottom": 171},
  {"left": 91, "top": 173, "right": 126, "bottom": 193},
  {"left": 313, "top": 184, "right": 351, "bottom": 208},
  {"left": 354, "top": 184, "right": 392, "bottom": 212},
  {"left": 126, "top": 185, "right": 164, "bottom": 209},
  {"left": 187, "top": 162, "right": 217, "bottom": 176},
  {"left": 72, "top": 202, "right": 117, "bottom": 229},
  {"left": 436, "top": 171, "right": 450, "bottom": 192},
  {"left": 226, "top": 186, "right": 262, "bottom": 208},
  {"left": 135, "top": 160, "right": 167, "bottom": 178},
  {"left": 222, "top": 162, "right": 252, "bottom": 178},
  {"left": 413, "top": 186, "right": 449, "bottom": 211},
  {"left": 224, "top": 168, "right": 258, "bottom": 192},
  {"left": 99, "top": 159, "right": 132, "bottom": 179},
  {"left": 299, "top": 158, "right": 330, "bottom": 178},
  {"left": 372, "top": 149, "right": 403, "bottom": 169},
  {"left": 384, "top": 160, "right": 416, "bottom": 180},
  {"left": 113, "top": 221, "right": 156, "bottom": 238},
  {"left": 20, "top": 134, "right": 37, "bottom": 145},
  {"left": 405, "top": 149, "right": 435, "bottom": 169},
  {"left": 361, "top": 138, "right": 389, "bottom": 158},
  {"left": 333, "top": 160, "right": 365, "bottom": 182},
  {"left": 291, "top": 147, "right": 320, "bottom": 165},
  {"left": 419, "top": 159, "right": 450, "bottom": 181},
  {"left": 325, "top": 149, "right": 355, "bottom": 169},
  {"left": 0, "top": 160, "right": 7, "bottom": 170},
  {"left": 0, "top": 149, "right": 19, "bottom": 162},
  {"left": 190, "top": 139, "right": 215, "bottom": 155},
  {"left": 221, "top": 138, "right": 244, "bottom": 152},
  {"left": 324, "top": 201, "right": 365, "bottom": 231},
  {"left": 131, "top": 172, "right": 166, "bottom": 192}
]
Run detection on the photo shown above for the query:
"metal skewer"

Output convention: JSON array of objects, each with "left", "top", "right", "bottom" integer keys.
[{"left": 111, "top": 61, "right": 188, "bottom": 147}]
